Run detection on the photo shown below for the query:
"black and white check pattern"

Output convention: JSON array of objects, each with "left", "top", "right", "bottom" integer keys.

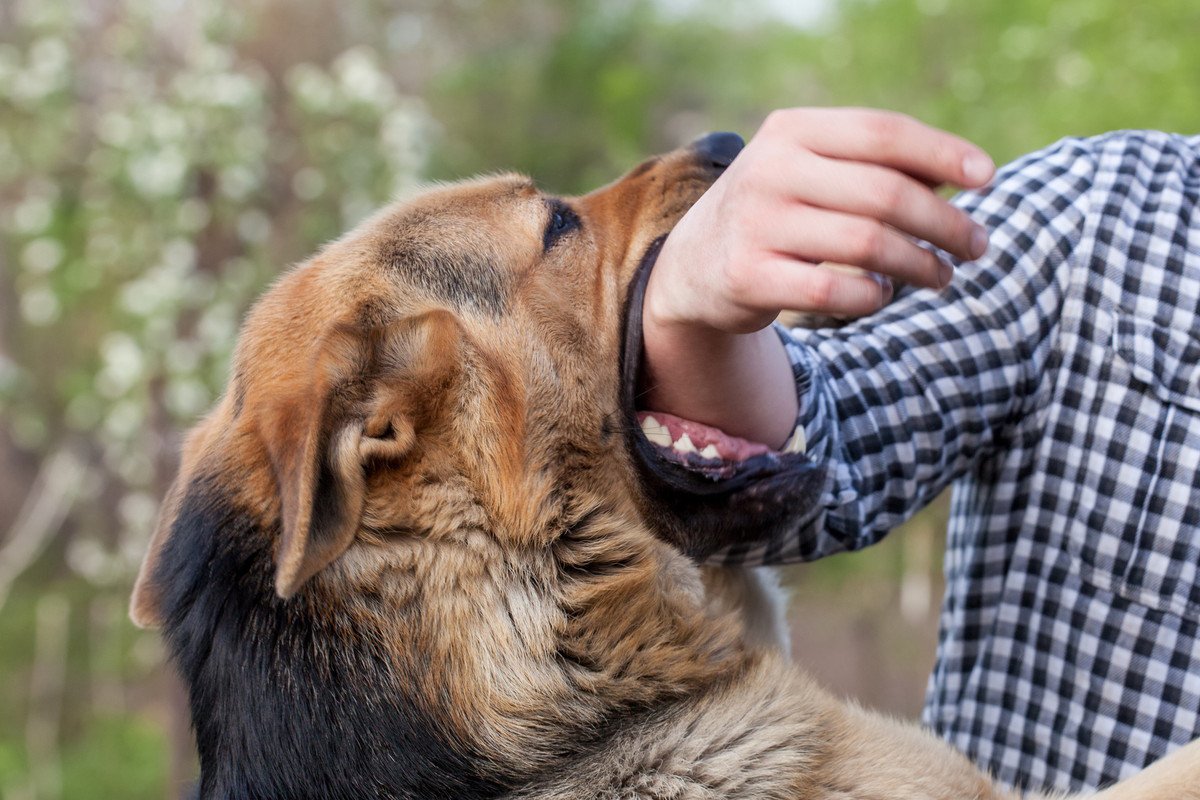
[{"left": 718, "top": 131, "right": 1200, "bottom": 793}]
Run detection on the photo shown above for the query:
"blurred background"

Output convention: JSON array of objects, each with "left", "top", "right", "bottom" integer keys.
[{"left": 1, "top": 0, "right": 1197, "bottom": 796}]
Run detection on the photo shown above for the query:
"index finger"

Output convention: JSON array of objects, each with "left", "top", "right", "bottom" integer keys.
[{"left": 762, "top": 107, "right": 995, "bottom": 189}]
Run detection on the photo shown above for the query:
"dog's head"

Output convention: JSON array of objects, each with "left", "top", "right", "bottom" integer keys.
[{"left": 131, "top": 133, "right": 820, "bottom": 628}]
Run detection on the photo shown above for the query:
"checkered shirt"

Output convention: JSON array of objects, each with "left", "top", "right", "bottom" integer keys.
[{"left": 720, "top": 131, "right": 1200, "bottom": 793}]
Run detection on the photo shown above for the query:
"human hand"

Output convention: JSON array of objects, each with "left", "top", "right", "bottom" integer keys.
[{"left": 640, "top": 108, "right": 995, "bottom": 448}]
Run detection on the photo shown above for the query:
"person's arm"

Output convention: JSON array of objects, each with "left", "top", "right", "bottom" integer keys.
[
  {"left": 643, "top": 112, "right": 1096, "bottom": 561},
  {"left": 641, "top": 108, "right": 995, "bottom": 449}
]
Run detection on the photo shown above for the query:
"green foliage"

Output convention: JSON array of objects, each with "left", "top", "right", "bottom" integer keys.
[
  {"left": 807, "top": 0, "right": 1200, "bottom": 166},
  {"left": 1, "top": 0, "right": 428, "bottom": 582},
  {"left": 0, "top": 569, "right": 171, "bottom": 799},
  {"left": 59, "top": 716, "right": 168, "bottom": 800},
  {"left": 427, "top": 0, "right": 1200, "bottom": 193},
  {"left": 425, "top": 0, "right": 802, "bottom": 190}
]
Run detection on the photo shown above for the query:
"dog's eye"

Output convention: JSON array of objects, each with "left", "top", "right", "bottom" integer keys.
[{"left": 543, "top": 202, "right": 580, "bottom": 251}]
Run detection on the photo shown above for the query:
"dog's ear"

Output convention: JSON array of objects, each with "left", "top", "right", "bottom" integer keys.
[
  {"left": 269, "top": 310, "right": 463, "bottom": 598},
  {"left": 128, "top": 309, "right": 465, "bottom": 624}
]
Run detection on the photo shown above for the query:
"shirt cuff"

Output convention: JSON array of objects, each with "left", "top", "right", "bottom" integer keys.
[{"left": 771, "top": 322, "right": 859, "bottom": 509}]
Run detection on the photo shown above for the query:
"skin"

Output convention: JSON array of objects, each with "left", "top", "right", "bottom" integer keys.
[{"left": 640, "top": 107, "right": 997, "bottom": 448}]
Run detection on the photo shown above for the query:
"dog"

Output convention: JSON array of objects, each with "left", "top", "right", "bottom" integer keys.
[{"left": 130, "top": 133, "right": 1200, "bottom": 799}]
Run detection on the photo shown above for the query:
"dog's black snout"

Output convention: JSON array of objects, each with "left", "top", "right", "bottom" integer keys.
[{"left": 691, "top": 131, "right": 745, "bottom": 169}]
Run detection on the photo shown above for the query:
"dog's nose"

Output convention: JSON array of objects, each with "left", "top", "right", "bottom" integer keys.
[{"left": 691, "top": 131, "right": 745, "bottom": 169}]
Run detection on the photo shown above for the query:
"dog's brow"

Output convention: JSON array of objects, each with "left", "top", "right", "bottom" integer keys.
[
  {"left": 379, "top": 236, "right": 507, "bottom": 315},
  {"left": 499, "top": 176, "right": 538, "bottom": 199}
]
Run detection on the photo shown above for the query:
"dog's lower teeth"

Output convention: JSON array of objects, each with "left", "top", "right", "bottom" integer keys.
[
  {"left": 783, "top": 426, "right": 807, "bottom": 454},
  {"left": 700, "top": 444, "right": 720, "bottom": 459},
  {"left": 672, "top": 434, "right": 697, "bottom": 453},
  {"left": 640, "top": 415, "right": 672, "bottom": 447}
]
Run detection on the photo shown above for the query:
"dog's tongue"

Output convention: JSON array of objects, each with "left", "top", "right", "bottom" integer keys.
[{"left": 636, "top": 411, "right": 771, "bottom": 461}]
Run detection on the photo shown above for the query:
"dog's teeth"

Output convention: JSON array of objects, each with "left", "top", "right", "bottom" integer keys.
[
  {"left": 640, "top": 416, "right": 672, "bottom": 447},
  {"left": 700, "top": 444, "right": 720, "bottom": 459},
  {"left": 783, "top": 426, "right": 807, "bottom": 454},
  {"left": 672, "top": 434, "right": 697, "bottom": 453}
]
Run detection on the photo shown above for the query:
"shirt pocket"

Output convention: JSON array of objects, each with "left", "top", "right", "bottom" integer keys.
[
  {"left": 1112, "top": 312, "right": 1200, "bottom": 413},
  {"left": 1066, "top": 310, "right": 1200, "bottom": 619}
]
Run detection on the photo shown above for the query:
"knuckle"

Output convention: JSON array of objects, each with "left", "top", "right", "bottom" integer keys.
[
  {"left": 800, "top": 272, "right": 835, "bottom": 310},
  {"left": 864, "top": 110, "right": 912, "bottom": 146},
  {"left": 732, "top": 145, "right": 773, "bottom": 184},
  {"left": 726, "top": 204, "right": 760, "bottom": 238},
  {"left": 865, "top": 111, "right": 898, "bottom": 139},
  {"left": 760, "top": 109, "right": 788, "bottom": 136},
  {"left": 874, "top": 178, "right": 907, "bottom": 215},
  {"left": 849, "top": 222, "right": 886, "bottom": 265},
  {"left": 760, "top": 107, "right": 807, "bottom": 140}
]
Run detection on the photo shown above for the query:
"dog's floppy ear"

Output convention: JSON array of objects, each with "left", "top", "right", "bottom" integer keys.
[
  {"left": 268, "top": 310, "right": 463, "bottom": 598},
  {"left": 128, "top": 309, "right": 465, "bottom": 624}
]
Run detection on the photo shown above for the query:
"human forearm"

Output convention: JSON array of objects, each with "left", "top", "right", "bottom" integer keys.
[{"left": 640, "top": 316, "right": 797, "bottom": 450}]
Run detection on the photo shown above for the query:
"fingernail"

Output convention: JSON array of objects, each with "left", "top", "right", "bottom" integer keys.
[
  {"left": 876, "top": 273, "right": 894, "bottom": 302},
  {"left": 938, "top": 260, "right": 954, "bottom": 288},
  {"left": 970, "top": 225, "right": 989, "bottom": 259},
  {"left": 962, "top": 152, "right": 994, "bottom": 185}
]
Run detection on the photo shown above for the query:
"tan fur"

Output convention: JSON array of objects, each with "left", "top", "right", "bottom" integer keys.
[{"left": 132, "top": 145, "right": 1200, "bottom": 798}]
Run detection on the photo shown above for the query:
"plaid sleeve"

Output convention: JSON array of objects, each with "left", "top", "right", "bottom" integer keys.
[{"left": 716, "top": 137, "right": 1099, "bottom": 565}]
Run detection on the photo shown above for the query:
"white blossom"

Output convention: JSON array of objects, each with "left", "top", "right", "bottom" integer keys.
[
  {"left": 98, "top": 332, "right": 146, "bottom": 398},
  {"left": 12, "top": 195, "right": 54, "bottom": 233},
  {"left": 127, "top": 147, "right": 188, "bottom": 198},
  {"left": 335, "top": 46, "right": 396, "bottom": 108},
  {"left": 19, "top": 285, "right": 61, "bottom": 325},
  {"left": 21, "top": 237, "right": 64, "bottom": 273},
  {"left": 292, "top": 167, "right": 326, "bottom": 200}
]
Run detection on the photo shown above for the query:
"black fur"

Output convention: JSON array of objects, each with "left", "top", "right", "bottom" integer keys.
[{"left": 153, "top": 476, "right": 506, "bottom": 799}]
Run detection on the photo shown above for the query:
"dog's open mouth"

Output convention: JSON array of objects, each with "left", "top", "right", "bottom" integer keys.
[
  {"left": 634, "top": 408, "right": 807, "bottom": 478},
  {"left": 637, "top": 409, "right": 770, "bottom": 463},
  {"left": 618, "top": 237, "right": 825, "bottom": 558}
]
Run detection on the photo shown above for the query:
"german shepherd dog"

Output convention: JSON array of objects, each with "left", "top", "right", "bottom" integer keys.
[{"left": 131, "top": 134, "right": 1200, "bottom": 799}]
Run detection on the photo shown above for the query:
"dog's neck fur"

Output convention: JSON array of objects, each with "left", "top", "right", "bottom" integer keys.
[{"left": 156, "top": 461, "right": 754, "bottom": 798}]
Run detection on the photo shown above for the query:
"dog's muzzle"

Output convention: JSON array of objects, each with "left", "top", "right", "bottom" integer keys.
[{"left": 618, "top": 238, "right": 826, "bottom": 561}]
